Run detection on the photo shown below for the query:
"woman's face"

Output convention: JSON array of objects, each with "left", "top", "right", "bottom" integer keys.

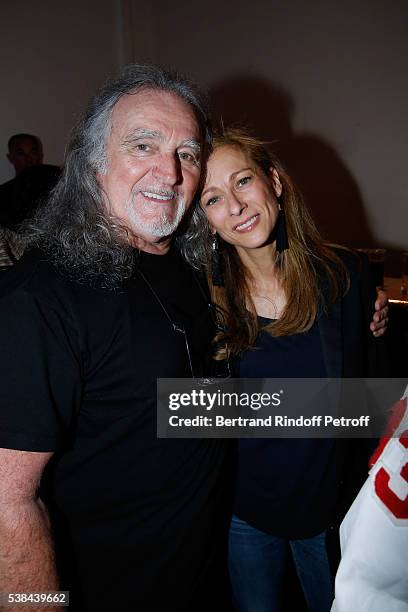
[{"left": 200, "top": 145, "right": 282, "bottom": 252}]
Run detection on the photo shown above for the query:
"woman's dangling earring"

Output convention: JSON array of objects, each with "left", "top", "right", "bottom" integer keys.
[
  {"left": 275, "top": 200, "right": 289, "bottom": 253},
  {"left": 211, "top": 233, "right": 224, "bottom": 287}
]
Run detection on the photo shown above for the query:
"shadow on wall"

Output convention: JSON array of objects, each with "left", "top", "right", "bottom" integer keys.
[{"left": 210, "top": 75, "right": 376, "bottom": 249}]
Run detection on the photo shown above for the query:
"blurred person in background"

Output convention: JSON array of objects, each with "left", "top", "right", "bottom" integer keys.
[
  {"left": 0, "top": 134, "right": 57, "bottom": 228},
  {"left": 6, "top": 133, "right": 43, "bottom": 177}
]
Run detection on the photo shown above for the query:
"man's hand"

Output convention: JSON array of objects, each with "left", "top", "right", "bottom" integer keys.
[{"left": 370, "top": 289, "right": 389, "bottom": 337}]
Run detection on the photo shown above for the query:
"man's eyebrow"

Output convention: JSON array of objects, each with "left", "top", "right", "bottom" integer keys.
[
  {"left": 121, "top": 128, "right": 161, "bottom": 146},
  {"left": 179, "top": 139, "right": 201, "bottom": 152},
  {"left": 121, "top": 131, "right": 201, "bottom": 153}
]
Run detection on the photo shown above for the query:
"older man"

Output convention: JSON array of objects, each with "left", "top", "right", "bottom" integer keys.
[
  {"left": 0, "top": 65, "right": 387, "bottom": 612},
  {"left": 0, "top": 66, "right": 233, "bottom": 612}
]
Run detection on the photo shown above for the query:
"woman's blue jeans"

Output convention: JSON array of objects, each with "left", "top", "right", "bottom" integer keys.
[{"left": 229, "top": 515, "right": 334, "bottom": 612}]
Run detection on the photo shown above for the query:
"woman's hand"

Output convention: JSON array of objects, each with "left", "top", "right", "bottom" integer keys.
[{"left": 370, "top": 289, "right": 389, "bottom": 337}]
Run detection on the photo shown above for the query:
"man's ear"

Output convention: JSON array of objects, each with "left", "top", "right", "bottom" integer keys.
[{"left": 269, "top": 167, "right": 283, "bottom": 198}]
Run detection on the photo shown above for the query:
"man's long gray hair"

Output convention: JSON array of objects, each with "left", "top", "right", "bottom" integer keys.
[{"left": 24, "top": 64, "right": 212, "bottom": 288}]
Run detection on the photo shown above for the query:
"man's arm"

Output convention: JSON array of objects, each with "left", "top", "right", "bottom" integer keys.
[
  {"left": 0, "top": 449, "right": 59, "bottom": 611},
  {"left": 370, "top": 288, "right": 389, "bottom": 337}
]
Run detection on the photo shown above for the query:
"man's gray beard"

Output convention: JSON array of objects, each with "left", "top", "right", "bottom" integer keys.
[{"left": 126, "top": 194, "right": 186, "bottom": 239}]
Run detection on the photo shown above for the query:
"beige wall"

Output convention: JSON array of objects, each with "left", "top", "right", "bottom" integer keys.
[
  {"left": 0, "top": 0, "right": 123, "bottom": 182},
  {"left": 1, "top": 0, "right": 406, "bottom": 255},
  {"left": 128, "top": 0, "right": 408, "bottom": 253}
]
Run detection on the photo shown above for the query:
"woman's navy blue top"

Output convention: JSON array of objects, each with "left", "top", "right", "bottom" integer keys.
[{"left": 234, "top": 316, "right": 339, "bottom": 538}]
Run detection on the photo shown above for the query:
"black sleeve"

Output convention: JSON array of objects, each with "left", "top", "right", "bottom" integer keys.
[
  {"left": 339, "top": 249, "right": 389, "bottom": 377},
  {"left": 323, "top": 251, "right": 391, "bottom": 572},
  {"left": 0, "top": 287, "right": 83, "bottom": 452}
]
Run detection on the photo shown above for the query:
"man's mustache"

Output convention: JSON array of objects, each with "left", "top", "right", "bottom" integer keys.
[{"left": 132, "top": 186, "right": 179, "bottom": 200}]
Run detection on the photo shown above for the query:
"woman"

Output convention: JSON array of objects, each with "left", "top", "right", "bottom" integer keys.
[{"left": 181, "top": 129, "right": 387, "bottom": 612}]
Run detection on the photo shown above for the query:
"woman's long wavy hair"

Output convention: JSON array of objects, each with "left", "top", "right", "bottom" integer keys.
[
  {"left": 23, "top": 65, "right": 212, "bottom": 289},
  {"left": 180, "top": 128, "right": 350, "bottom": 359}
]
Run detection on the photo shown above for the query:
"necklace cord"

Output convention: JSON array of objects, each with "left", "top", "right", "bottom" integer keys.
[
  {"left": 137, "top": 268, "right": 195, "bottom": 378},
  {"left": 136, "top": 265, "right": 232, "bottom": 380}
]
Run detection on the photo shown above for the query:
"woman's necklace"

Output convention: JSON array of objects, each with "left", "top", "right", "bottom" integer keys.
[{"left": 253, "top": 293, "right": 279, "bottom": 319}]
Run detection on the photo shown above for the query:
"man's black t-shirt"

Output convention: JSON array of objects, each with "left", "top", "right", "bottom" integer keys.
[{"left": 0, "top": 249, "right": 234, "bottom": 611}]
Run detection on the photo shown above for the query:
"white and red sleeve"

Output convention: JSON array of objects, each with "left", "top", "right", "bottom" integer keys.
[{"left": 331, "top": 387, "right": 408, "bottom": 612}]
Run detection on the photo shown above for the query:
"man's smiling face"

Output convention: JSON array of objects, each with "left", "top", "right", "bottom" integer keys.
[{"left": 98, "top": 88, "right": 202, "bottom": 252}]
